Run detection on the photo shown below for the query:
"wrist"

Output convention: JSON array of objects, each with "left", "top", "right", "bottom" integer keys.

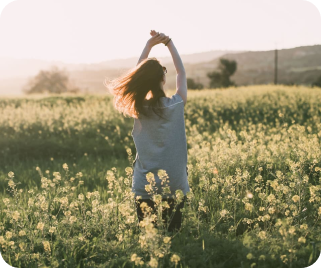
[{"left": 164, "top": 38, "right": 172, "bottom": 46}]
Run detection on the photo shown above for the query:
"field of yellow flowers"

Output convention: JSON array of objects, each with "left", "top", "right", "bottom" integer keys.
[{"left": 0, "top": 85, "right": 320, "bottom": 267}]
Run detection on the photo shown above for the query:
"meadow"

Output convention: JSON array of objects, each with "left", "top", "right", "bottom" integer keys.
[{"left": 0, "top": 85, "right": 320, "bottom": 268}]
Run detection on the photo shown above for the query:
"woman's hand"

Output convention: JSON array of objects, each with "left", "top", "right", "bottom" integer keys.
[{"left": 147, "top": 30, "right": 170, "bottom": 47}]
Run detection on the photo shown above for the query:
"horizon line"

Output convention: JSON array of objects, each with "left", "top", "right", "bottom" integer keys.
[{"left": 0, "top": 43, "right": 320, "bottom": 65}]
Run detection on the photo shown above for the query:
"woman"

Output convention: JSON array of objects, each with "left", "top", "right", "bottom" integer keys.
[{"left": 106, "top": 30, "right": 190, "bottom": 233}]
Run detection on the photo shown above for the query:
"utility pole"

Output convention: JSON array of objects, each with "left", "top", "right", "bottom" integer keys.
[{"left": 274, "top": 43, "right": 278, "bottom": 85}]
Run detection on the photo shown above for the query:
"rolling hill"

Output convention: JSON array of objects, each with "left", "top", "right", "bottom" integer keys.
[{"left": 0, "top": 44, "right": 320, "bottom": 95}]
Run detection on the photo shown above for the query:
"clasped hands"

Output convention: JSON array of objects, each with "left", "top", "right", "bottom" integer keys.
[{"left": 147, "top": 30, "right": 170, "bottom": 48}]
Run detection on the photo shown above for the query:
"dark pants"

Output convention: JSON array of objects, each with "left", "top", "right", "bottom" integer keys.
[{"left": 135, "top": 195, "right": 187, "bottom": 232}]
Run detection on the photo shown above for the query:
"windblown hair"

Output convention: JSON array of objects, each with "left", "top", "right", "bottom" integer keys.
[{"left": 104, "top": 57, "right": 167, "bottom": 120}]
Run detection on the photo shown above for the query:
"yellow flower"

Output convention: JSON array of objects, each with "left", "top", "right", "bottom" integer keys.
[
  {"left": 28, "top": 198, "right": 34, "bottom": 206},
  {"left": 175, "top": 189, "right": 184, "bottom": 203},
  {"left": 163, "top": 236, "right": 171, "bottom": 244},
  {"left": 42, "top": 241, "right": 51, "bottom": 252},
  {"left": 131, "top": 253, "right": 143, "bottom": 266},
  {"left": 37, "top": 222, "right": 45, "bottom": 231},
  {"left": 5, "top": 231, "right": 12, "bottom": 239},
  {"left": 170, "top": 254, "right": 181, "bottom": 265},
  {"left": 130, "top": 253, "right": 137, "bottom": 261},
  {"left": 298, "top": 237, "right": 306, "bottom": 243},
  {"left": 267, "top": 194, "right": 276, "bottom": 203},
  {"left": 9, "top": 241, "right": 15, "bottom": 248},
  {"left": 146, "top": 172, "right": 155, "bottom": 184},
  {"left": 3, "top": 198, "right": 10, "bottom": 206},
  {"left": 92, "top": 200, "right": 99, "bottom": 207},
  {"left": 255, "top": 175, "right": 263, "bottom": 183},
  {"left": 161, "top": 200, "right": 170, "bottom": 209},
  {"left": 280, "top": 254, "right": 288, "bottom": 263},
  {"left": 19, "top": 230, "right": 26, "bottom": 236},
  {"left": 186, "top": 191, "right": 193, "bottom": 200},
  {"left": 268, "top": 207, "right": 275, "bottom": 214},
  {"left": 148, "top": 257, "right": 158, "bottom": 268},
  {"left": 125, "top": 167, "right": 133, "bottom": 175},
  {"left": 8, "top": 171, "right": 14, "bottom": 178},
  {"left": 49, "top": 226, "right": 56, "bottom": 233},
  {"left": 162, "top": 186, "right": 171, "bottom": 195},
  {"left": 258, "top": 231, "right": 266, "bottom": 240},
  {"left": 245, "top": 203, "right": 253, "bottom": 212},
  {"left": 300, "top": 224, "right": 308, "bottom": 230},
  {"left": 63, "top": 163, "right": 68, "bottom": 170},
  {"left": 288, "top": 226, "right": 296, "bottom": 235},
  {"left": 12, "top": 211, "right": 20, "bottom": 221},
  {"left": 19, "top": 242, "right": 25, "bottom": 251},
  {"left": 145, "top": 184, "right": 153, "bottom": 193},
  {"left": 69, "top": 216, "right": 77, "bottom": 224},
  {"left": 247, "top": 253, "right": 254, "bottom": 260},
  {"left": 153, "top": 194, "right": 162, "bottom": 205},
  {"left": 8, "top": 180, "right": 15, "bottom": 188},
  {"left": 263, "top": 214, "right": 270, "bottom": 222},
  {"left": 64, "top": 210, "right": 71, "bottom": 217},
  {"left": 220, "top": 209, "right": 228, "bottom": 217},
  {"left": 32, "top": 253, "right": 40, "bottom": 260},
  {"left": 59, "top": 197, "right": 69, "bottom": 206},
  {"left": 292, "top": 195, "right": 300, "bottom": 203}
]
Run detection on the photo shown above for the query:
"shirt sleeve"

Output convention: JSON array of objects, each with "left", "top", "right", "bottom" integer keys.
[{"left": 164, "top": 93, "right": 184, "bottom": 108}]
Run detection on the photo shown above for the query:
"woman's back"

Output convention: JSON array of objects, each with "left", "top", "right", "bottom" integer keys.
[{"left": 131, "top": 92, "right": 190, "bottom": 200}]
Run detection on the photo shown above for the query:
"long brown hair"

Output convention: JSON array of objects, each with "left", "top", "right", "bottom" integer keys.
[{"left": 104, "top": 57, "right": 167, "bottom": 120}]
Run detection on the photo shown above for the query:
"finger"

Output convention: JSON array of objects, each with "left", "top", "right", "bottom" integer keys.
[{"left": 156, "top": 34, "right": 164, "bottom": 40}]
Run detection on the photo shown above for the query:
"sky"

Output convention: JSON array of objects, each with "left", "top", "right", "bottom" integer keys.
[{"left": 0, "top": 0, "right": 320, "bottom": 64}]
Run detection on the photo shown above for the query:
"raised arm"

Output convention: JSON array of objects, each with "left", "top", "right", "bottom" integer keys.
[
  {"left": 136, "top": 44, "right": 152, "bottom": 66},
  {"left": 166, "top": 40, "right": 187, "bottom": 106},
  {"left": 136, "top": 31, "right": 168, "bottom": 66}
]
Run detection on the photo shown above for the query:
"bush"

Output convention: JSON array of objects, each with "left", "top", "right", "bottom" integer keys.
[{"left": 23, "top": 66, "right": 80, "bottom": 94}]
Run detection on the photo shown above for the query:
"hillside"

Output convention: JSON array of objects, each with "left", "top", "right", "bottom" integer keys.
[
  {"left": 65, "top": 44, "right": 321, "bottom": 92},
  {"left": 212, "top": 44, "right": 321, "bottom": 86},
  {"left": 1, "top": 45, "right": 320, "bottom": 95},
  {"left": 0, "top": 49, "right": 241, "bottom": 95}
]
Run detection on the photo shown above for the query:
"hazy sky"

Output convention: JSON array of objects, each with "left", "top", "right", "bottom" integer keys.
[{"left": 0, "top": 0, "right": 320, "bottom": 64}]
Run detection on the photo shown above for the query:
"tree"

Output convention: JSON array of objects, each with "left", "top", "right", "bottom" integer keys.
[
  {"left": 207, "top": 58, "right": 237, "bottom": 88},
  {"left": 23, "top": 66, "right": 80, "bottom": 94},
  {"left": 187, "top": 77, "right": 204, "bottom": 89},
  {"left": 312, "top": 74, "right": 321, "bottom": 88}
]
